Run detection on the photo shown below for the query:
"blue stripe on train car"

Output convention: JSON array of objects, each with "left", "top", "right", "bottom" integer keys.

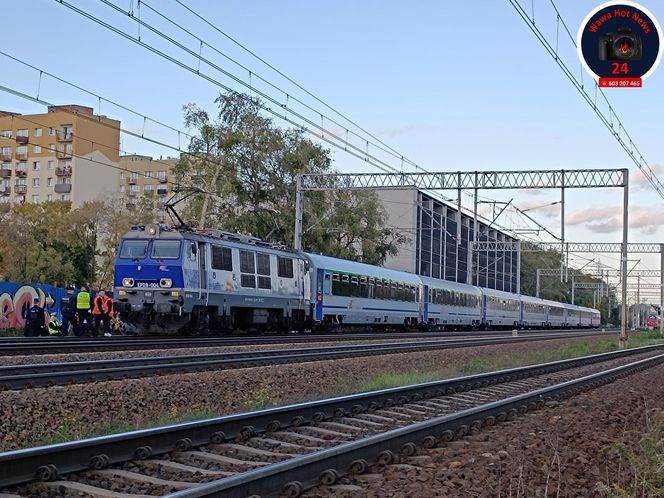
[{"left": 315, "top": 268, "right": 324, "bottom": 321}]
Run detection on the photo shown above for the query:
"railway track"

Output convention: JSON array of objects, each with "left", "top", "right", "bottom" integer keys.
[
  {"left": 1, "top": 344, "right": 662, "bottom": 497},
  {"left": 0, "top": 328, "right": 613, "bottom": 356},
  {"left": 0, "top": 330, "right": 614, "bottom": 390}
]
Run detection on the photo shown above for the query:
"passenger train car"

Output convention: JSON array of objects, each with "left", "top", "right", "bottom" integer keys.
[{"left": 114, "top": 224, "right": 601, "bottom": 334}]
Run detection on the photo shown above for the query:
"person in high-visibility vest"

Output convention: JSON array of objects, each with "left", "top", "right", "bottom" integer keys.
[
  {"left": 75, "top": 286, "right": 91, "bottom": 337},
  {"left": 47, "top": 314, "right": 62, "bottom": 336},
  {"left": 92, "top": 290, "right": 114, "bottom": 337}
]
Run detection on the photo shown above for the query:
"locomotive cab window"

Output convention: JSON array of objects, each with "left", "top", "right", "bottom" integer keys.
[
  {"left": 257, "top": 253, "right": 271, "bottom": 276},
  {"left": 151, "top": 240, "right": 181, "bottom": 259},
  {"left": 277, "top": 257, "right": 294, "bottom": 278},
  {"left": 119, "top": 239, "right": 148, "bottom": 259},
  {"left": 211, "top": 246, "right": 232, "bottom": 271}
]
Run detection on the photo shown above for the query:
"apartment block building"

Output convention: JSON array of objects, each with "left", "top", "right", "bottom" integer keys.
[
  {"left": 0, "top": 105, "right": 120, "bottom": 208},
  {"left": 119, "top": 154, "right": 178, "bottom": 218}
]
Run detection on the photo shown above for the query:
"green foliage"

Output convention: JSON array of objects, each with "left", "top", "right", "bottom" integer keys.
[
  {"left": 241, "top": 388, "right": 274, "bottom": 411},
  {"left": 0, "top": 198, "right": 158, "bottom": 288},
  {"left": 173, "top": 91, "right": 407, "bottom": 265}
]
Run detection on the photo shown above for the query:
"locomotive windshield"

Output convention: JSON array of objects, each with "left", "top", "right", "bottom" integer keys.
[
  {"left": 151, "top": 240, "right": 181, "bottom": 259},
  {"left": 119, "top": 239, "right": 148, "bottom": 259}
]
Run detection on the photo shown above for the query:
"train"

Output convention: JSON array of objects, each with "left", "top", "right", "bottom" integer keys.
[{"left": 113, "top": 224, "right": 601, "bottom": 334}]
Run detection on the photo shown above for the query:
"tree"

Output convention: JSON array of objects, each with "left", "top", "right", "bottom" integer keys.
[{"left": 173, "top": 91, "right": 407, "bottom": 265}]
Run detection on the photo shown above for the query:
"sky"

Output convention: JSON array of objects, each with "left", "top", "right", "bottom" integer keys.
[{"left": 1, "top": 0, "right": 663, "bottom": 295}]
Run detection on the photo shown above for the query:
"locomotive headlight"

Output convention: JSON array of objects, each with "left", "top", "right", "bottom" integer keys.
[
  {"left": 146, "top": 224, "right": 159, "bottom": 236},
  {"left": 118, "top": 290, "right": 127, "bottom": 296},
  {"left": 122, "top": 278, "right": 135, "bottom": 287},
  {"left": 170, "top": 290, "right": 180, "bottom": 297},
  {"left": 160, "top": 278, "right": 172, "bottom": 288}
]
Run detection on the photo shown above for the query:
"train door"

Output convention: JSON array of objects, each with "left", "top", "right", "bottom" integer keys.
[
  {"left": 197, "top": 241, "right": 208, "bottom": 302},
  {"left": 422, "top": 284, "right": 429, "bottom": 323}
]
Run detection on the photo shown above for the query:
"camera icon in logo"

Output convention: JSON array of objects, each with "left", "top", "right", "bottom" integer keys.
[{"left": 598, "top": 27, "right": 642, "bottom": 61}]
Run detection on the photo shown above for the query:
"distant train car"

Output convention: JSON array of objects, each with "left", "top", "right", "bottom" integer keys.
[
  {"left": 521, "top": 295, "right": 549, "bottom": 329},
  {"left": 420, "top": 276, "right": 482, "bottom": 329},
  {"left": 482, "top": 288, "right": 522, "bottom": 328},
  {"left": 543, "top": 299, "right": 566, "bottom": 328},
  {"left": 305, "top": 253, "right": 421, "bottom": 328}
]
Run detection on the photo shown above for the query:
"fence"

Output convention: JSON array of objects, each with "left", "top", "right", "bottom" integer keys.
[{"left": 0, "top": 282, "right": 73, "bottom": 329}]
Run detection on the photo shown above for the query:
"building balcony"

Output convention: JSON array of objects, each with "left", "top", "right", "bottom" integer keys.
[
  {"left": 0, "top": 170, "right": 11, "bottom": 178},
  {"left": 57, "top": 150, "right": 72, "bottom": 160},
  {"left": 157, "top": 188, "right": 168, "bottom": 196},
  {"left": 15, "top": 170, "right": 27, "bottom": 178},
  {"left": 15, "top": 152, "right": 28, "bottom": 161},
  {"left": 55, "top": 166, "right": 72, "bottom": 176},
  {"left": 54, "top": 183, "right": 72, "bottom": 194},
  {"left": 14, "top": 185, "right": 27, "bottom": 194},
  {"left": 0, "top": 152, "right": 11, "bottom": 161},
  {"left": 15, "top": 135, "right": 28, "bottom": 145},
  {"left": 57, "top": 131, "right": 73, "bottom": 142},
  {"left": 0, "top": 186, "right": 10, "bottom": 195}
]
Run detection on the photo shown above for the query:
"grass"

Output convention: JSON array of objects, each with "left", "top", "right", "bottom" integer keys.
[
  {"left": 335, "top": 330, "right": 664, "bottom": 395},
  {"left": 32, "top": 407, "right": 218, "bottom": 447},
  {"left": 0, "top": 328, "right": 24, "bottom": 337},
  {"left": 595, "top": 410, "right": 664, "bottom": 497}
]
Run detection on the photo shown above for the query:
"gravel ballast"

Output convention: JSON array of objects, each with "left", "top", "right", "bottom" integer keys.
[
  {"left": 0, "top": 335, "right": 616, "bottom": 451},
  {"left": 304, "top": 361, "right": 664, "bottom": 497}
]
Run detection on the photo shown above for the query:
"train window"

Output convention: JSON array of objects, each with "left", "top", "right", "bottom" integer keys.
[
  {"left": 241, "top": 274, "right": 256, "bottom": 288},
  {"left": 257, "top": 276, "right": 271, "bottom": 289},
  {"left": 331, "top": 274, "right": 341, "bottom": 295},
  {"left": 360, "top": 277, "right": 368, "bottom": 298},
  {"left": 119, "top": 239, "right": 148, "bottom": 259},
  {"left": 390, "top": 282, "right": 396, "bottom": 300},
  {"left": 151, "top": 240, "right": 181, "bottom": 259},
  {"left": 277, "top": 257, "right": 294, "bottom": 278},
  {"left": 211, "top": 246, "right": 232, "bottom": 271},
  {"left": 256, "top": 253, "right": 271, "bottom": 276},
  {"left": 240, "top": 251, "right": 255, "bottom": 273},
  {"left": 368, "top": 278, "right": 375, "bottom": 298},
  {"left": 341, "top": 275, "right": 350, "bottom": 296},
  {"left": 323, "top": 274, "right": 332, "bottom": 295}
]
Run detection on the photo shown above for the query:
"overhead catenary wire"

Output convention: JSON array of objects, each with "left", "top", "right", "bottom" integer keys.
[{"left": 507, "top": 0, "right": 664, "bottom": 200}]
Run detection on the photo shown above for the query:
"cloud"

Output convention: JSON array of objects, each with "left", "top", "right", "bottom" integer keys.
[
  {"left": 567, "top": 205, "right": 664, "bottom": 234},
  {"left": 631, "top": 163, "right": 663, "bottom": 190}
]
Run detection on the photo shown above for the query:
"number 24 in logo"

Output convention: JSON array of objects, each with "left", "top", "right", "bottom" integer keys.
[{"left": 612, "top": 62, "right": 629, "bottom": 74}]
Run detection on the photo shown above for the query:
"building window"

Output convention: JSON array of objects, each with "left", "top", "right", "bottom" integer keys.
[
  {"left": 158, "top": 170, "right": 166, "bottom": 180},
  {"left": 0, "top": 130, "right": 11, "bottom": 139},
  {"left": 60, "top": 194, "right": 70, "bottom": 201},
  {"left": 130, "top": 184, "right": 140, "bottom": 192},
  {"left": 31, "top": 195, "right": 40, "bottom": 203},
  {"left": 146, "top": 171, "right": 153, "bottom": 178},
  {"left": 119, "top": 185, "right": 125, "bottom": 193},
  {"left": 34, "top": 128, "right": 42, "bottom": 137},
  {"left": 32, "top": 161, "right": 40, "bottom": 171},
  {"left": 47, "top": 160, "right": 55, "bottom": 170},
  {"left": 120, "top": 172, "right": 124, "bottom": 180},
  {"left": 62, "top": 177, "right": 71, "bottom": 185},
  {"left": 144, "top": 184, "right": 154, "bottom": 192},
  {"left": 130, "top": 172, "right": 139, "bottom": 181},
  {"left": 16, "top": 145, "right": 27, "bottom": 156},
  {"left": 47, "top": 177, "right": 54, "bottom": 187},
  {"left": 48, "top": 127, "right": 56, "bottom": 136},
  {"left": 33, "top": 145, "right": 41, "bottom": 154},
  {"left": 48, "top": 144, "right": 55, "bottom": 152},
  {"left": 47, "top": 194, "right": 53, "bottom": 201},
  {"left": 16, "top": 129, "right": 28, "bottom": 138},
  {"left": 15, "top": 179, "right": 26, "bottom": 186},
  {"left": 32, "top": 178, "right": 40, "bottom": 187}
]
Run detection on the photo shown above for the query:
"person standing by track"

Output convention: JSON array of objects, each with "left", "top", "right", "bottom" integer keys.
[
  {"left": 75, "top": 286, "right": 91, "bottom": 337},
  {"left": 23, "top": 298, "right": 46, "bottom": 337},
  {"left": 59, "top": 285, "right": 76, "bottom": 337},
  {"left": 92, "top": 289, "right": 114, "bottom": 337}
]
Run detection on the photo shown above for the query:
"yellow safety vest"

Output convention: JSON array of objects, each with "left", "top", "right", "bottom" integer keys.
[
  {"left": 48, "top": 319, "right": 61, "bottom": 335},
  {"left": 76, "top": 291, "right": 91, "bottom": 310}
]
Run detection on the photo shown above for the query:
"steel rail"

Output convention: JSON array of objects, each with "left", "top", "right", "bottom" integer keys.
[
  {"left": 0, "top": 343, "right": 661, "bottom": 489},
  {"left": 0, "top": 328, "right": 612, "bottom": 355},
  {"left": 166, "top": 352, "right": 664, "bottom": 498},
  {"left": 0, "top": 331, "right": 614, "bottom": 390}
]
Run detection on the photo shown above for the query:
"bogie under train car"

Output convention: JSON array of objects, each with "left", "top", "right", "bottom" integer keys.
[{"left": 114, "top": 224, "right": 600, "bottom": 334}]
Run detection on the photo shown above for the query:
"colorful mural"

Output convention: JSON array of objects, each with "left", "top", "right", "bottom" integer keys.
[{"left": 0, "top": 282, "right": 65, "bottom": 329}]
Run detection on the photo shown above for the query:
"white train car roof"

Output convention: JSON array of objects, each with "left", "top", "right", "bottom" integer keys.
[
  {"left": 541, "top": 298, "right": 566, "bottom": 309},
  {"left": 419, "top": 276, "right": 482, "bottom": 296},
  {"left": 304, "top": 253, "right": 422, "bottom": 285},
  {"left": 521, "top": 294, "right": 549, "bottom": 305},
  {"left": 481, "top": 287, "right": 522, "bottom": 301}
]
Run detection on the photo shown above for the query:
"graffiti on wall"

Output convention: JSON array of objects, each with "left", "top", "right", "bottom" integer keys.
[{"left": 0, "top": 283, "right": 64, "bottom": 329}]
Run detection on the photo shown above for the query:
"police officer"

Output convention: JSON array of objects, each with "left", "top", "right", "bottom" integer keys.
[
  {"left": 47, "top": 313, "right": 63, "bottom": 336},
  {"left": 23, "top": 298, "right": 46, "bottom": 337},
  {"left": 75, "top": 286, "right": 91, "bottom": 337},
  {"left": 59, "top": 285, "right": 76, "bottom": 337}
]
